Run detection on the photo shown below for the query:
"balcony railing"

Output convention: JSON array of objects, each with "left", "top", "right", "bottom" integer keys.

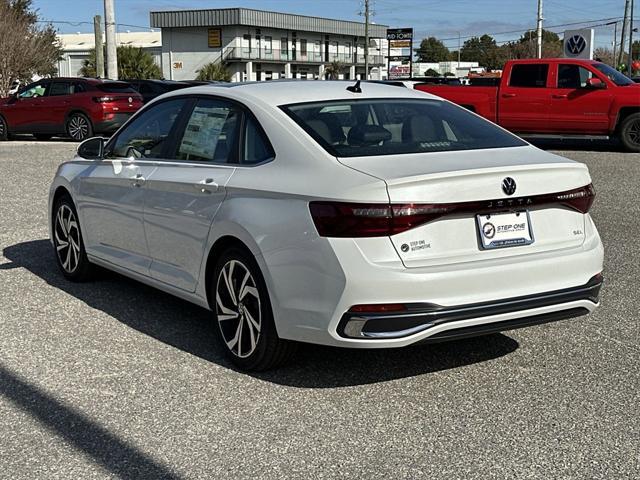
[{"left": 222, "top": 47, "right": 384, "bottom": 65}]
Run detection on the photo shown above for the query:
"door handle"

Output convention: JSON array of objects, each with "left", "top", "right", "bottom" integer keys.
[
  {"left": 552, "top": 94, "right": 568, "bottom": 99},
  {"left": 132, "top": 173, "right": 146, "bottom": 187},
  {"left": 195, "top": 178, "right": 219, "bottom": 194},
  {"left": 502, "top": 93, "right": 517, "bottom": 98}
]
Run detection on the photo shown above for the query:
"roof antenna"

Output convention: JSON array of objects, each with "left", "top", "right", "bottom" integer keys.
[{"left": 346, "top": 79, "right": 362, "bottom": 93}]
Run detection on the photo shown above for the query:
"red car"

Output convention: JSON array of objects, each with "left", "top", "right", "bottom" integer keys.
[
  {"left": 0, "top": 77, "right": 143, "bottom": 141},
  {"left": 416, "top": 59, "right": 640, "bottom": 152}
]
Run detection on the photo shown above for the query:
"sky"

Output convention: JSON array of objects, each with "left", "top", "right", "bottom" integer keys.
[{"left": 31, "top": 0, "right": 639, "bottom": 50}]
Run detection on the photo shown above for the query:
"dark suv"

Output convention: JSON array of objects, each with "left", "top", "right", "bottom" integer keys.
[
  {"left": 0, "top": 77, "right": 143, "bottom": 141},
  {"left": 124, "top": 79, "right": 191, "bottom": 103}
]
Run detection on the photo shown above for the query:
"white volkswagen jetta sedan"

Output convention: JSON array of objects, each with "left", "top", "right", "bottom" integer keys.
[{"left": 49, "top": 81, "right": 604, "bottom": 370}]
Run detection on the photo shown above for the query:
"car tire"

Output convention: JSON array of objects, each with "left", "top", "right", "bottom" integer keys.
[
  {"left": 66, "top": 113, "right": 93, "bottom": 142},
  {"left": 52, "top": 194, "right": 94, "bottom": 282},
  {"left": 212, "top": 247, "right": 296, "bottom": 371},
  {"left": 619, "top": 113, "right": 640, "bottom": 153},
  {"left": 34, "top": 134, "right": 53, "bottom": 141},
  {"left": 0, "top": 115, "right": 8, "bottom": 141}
]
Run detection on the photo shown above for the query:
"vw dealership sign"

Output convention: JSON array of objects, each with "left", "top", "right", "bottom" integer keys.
[{"left": 563, "top": 28, "right": 594, "bottom": 59}]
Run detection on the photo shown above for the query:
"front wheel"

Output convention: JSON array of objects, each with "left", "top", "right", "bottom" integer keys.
[
  {"left": 66, "top": 113, "right": 93, "bottom": 142},
  {"left": 52, "top": 195, "right": 94, "bottom": 281},
  {"left": 619, "top": 113, "right": 640, "bottom": 153},
  {"left": 212, "top": 248, "right": 296, "bottom": 371}
]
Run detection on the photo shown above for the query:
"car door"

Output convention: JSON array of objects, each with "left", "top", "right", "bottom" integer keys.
[
  {"left": 143, "top": 97, "right": 243, "bottom": 291},
  {"left": 498, "top": 63, "right": 552, "bottom": 133},
  {"left": 47, "top": 80, "right": 74, "bottom": 131},
  {"left": 3, "top": 80, "right": 51, "bottom": 132},
  {"left": 76, "top": 98, "right": 189, "bottom": 276},
  {"left": 547, "top": 63, "right": 612, "bottom": 134}
]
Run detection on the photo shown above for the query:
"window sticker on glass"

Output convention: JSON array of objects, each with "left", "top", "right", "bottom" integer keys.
[{"left": 177, "top": 101, "right": 239, "bottom": 162}]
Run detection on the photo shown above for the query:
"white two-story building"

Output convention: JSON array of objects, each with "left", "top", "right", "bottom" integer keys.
[{"left": 150, "top": 7, "right": 388, "bottom": 81}]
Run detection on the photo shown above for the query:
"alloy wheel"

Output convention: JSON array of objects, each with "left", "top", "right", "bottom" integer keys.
[
  {"left": 54, "top": 205, "right": 81, "bottom": 273},
  {"left": 215, "top": 259, "right": 262, "bottom": 358},
  {"left": 68, "top": 115, "right": 89, "bottom": 141},
  {"left": 0, "top": 117, "right": 6, "bottom": 140},
  {"left": 628, "top": 119, "right": 640, "bottom": 147}
]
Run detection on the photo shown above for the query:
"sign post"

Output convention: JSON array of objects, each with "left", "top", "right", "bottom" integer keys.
[{"left": 386, "top": 28, "right": 413, "bottom": 80}]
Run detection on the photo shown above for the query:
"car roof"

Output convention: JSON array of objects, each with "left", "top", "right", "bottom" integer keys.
[{"left": 164, "top": 80, "right": 441, "bottom": 106}]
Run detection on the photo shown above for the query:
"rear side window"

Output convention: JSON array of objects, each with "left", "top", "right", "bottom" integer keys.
[
  {"left": 175, "top": 99, "right": 241, "bottom": 163},
  {"left": 97, "top": 82, "right": 138, "bottom": 93},
  {"left": 107, "top": 99, "right": 187, "bottom": 159},
  {"left": 282, "top": 98, "right": 526, "bottom": 158},
  {"left": 49, "top": 82, "right": 72, "bottom": 96},
  {"left": 71, "top": 82, "right": 86, "bottom": 94},
  {"left": 242, "top": 116, "right": 274, "bottom": 164},
  {"left": 509, "top": 64, "right": 549, "bottom": 88}
]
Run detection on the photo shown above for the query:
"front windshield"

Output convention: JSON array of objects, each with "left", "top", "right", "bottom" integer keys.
[
  {"left": 592, "top": 63, "right": 634, "bottom": 86},
  {"left": 282, "top": 98, "right": 527, "bottom": 157}
]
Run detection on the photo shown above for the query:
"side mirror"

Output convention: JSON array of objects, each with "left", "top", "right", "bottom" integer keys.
[
  {"left": 77, "top": 137, "right": 105, "bottom": 160},
  {"left": 586, "top": 78, "right": 606, "bottom": 89}
]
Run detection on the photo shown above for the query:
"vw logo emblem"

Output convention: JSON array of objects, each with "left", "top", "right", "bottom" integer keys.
[
  {"left": 128, "top": 96, "right": 133, "bottom": 103},
  {"left": 502, "top": 177, "right": 517, "bottom": 196},
  {"left": 483, "top": 222, "right": 496, "bottom": 239},
  {"left": 566, "top": 35, "right": 587, "bottom": 55}
]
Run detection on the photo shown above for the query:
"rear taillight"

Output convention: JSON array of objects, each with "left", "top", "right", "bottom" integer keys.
[
  {"left": 552, "top": 183, "right": 595, "bottom": 214},
  {"left": 93, "top": 96, "right": 116, "bottom": 103},
  {"left": 309, "top": 183, "right": 595, "bottom": 238}
]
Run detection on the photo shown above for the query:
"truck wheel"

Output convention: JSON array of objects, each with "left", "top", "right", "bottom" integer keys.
[{"left": 619, "top": 113, "right": 640, "bottom": 153}]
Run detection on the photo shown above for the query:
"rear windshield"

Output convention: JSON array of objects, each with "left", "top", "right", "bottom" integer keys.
[
  {"left": 97, "top": 82, "right": 138, "bottom": 93},
  {"left": 282, "top": 98, "right": 526, "bottom": 157}
]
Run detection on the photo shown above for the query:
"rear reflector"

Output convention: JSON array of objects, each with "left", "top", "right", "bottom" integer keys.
[
  {"left": 310, "top": 183, "right": 595, "bottom": 238},
  {"left": 349, "top": 304, "right": 407, "bottom": 313},
  {"left": 93, "top": 96, "right": 116, "bottom": 103}
]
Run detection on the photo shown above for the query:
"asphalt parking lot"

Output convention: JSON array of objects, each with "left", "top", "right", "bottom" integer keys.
[{"left": 0, "top": 140, "right": 638, "bottom": 479}]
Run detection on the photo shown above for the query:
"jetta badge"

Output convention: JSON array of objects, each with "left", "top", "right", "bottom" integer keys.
[{"left": 502, "top": 177, "right": 517, "bottom": 196}]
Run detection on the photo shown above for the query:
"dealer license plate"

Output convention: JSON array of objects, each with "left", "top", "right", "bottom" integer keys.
[{"left": 476, "top": 211, "right": 534, "bottom": 249}]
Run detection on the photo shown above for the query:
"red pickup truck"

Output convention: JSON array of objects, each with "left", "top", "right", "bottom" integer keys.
[{"left": 416, "top": 59, "right": 640, "bottom": 152}]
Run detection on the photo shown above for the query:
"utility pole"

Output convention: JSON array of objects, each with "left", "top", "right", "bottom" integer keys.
[
  {"left": 364, "top": 0, "right": 370, "bottom": 80},
  {"left": 104, "top": 0, "right": 118, "bottom": 80},
  {"left": 457, "top": 32, "right": 461, "bottom": 69},
  {"left": 628, "top": 0, "right": 635, "bottom": 76},
  {"left": 536, "top": 0, "right": 544, "bottom": 59},
  {"left": 612, "top": 21, "right": 618, "bottom": 65},
  {"left": 620, "top": 0, "right": 631, "bottom": 67},
  {"left": 93, "top": 15, "right": 104, "bottom": 78}
]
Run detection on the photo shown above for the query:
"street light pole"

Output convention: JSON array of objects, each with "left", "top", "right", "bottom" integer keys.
[
  {"left": 536, "top": 0, "right": 543, "bottom": 59},
  {"left": 364, "top": 0, "right": 370, "bottom": 80},
  {"left": 93, "top": 15, "right": 104, "bottom": 78},
  {"left": 104, "top": 0, "right": 118, "bottom": 80}
]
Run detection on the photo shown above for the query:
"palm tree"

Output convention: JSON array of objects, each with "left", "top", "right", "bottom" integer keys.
[
  {"left": 195, "top": 62, "right": 232, "bottom": 82},
  {"left": 80, "top": 46, "right": 161, "bottom": 79},
  {"left": 324, "top": 61, "right": 347, "bottom": 80}
]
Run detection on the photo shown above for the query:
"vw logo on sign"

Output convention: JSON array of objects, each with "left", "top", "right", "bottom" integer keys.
[
  {"left": 502, "top": 177, "right": 517, "bottom": 196},
  {"left": 566, "top": 34, "right": 587, "bottom": 55}
]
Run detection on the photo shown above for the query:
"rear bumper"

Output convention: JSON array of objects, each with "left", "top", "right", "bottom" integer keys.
[
  {"left": 338, "top": 274, "right": 602, "bottom": 341},
  {"left": 94, "top": 113, "right": 133, "bottom": 134}
]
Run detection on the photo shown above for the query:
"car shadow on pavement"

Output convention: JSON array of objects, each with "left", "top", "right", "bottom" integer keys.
[
  {"left": 2, "top": 240, "right": 519, "bottom": 388},
  {"left": 0, "top": 363, "right": 184, "bottom": 480}
]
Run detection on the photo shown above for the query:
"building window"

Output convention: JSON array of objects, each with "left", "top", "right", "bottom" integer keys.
[
  {"left": 243, "top": 34, "right": 251, "bottom": 54},
  {"left": 300, "top": 39, "right": 307, "bottom": 57},
  {"left": 314, "top": 40, "right": 321, "bottom": 61},
  {"left": 264, "top": 36, "right": 272, "bottom": 54},
  {"left": 281, "top": 37, "right": 288, "bottom": 59}
]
